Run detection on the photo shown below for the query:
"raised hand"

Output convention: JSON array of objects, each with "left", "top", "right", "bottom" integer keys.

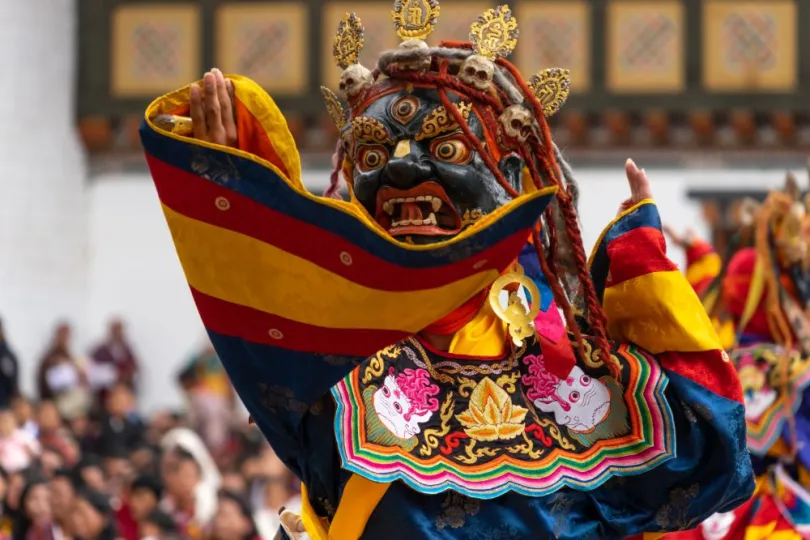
[
  {"left": 617, "top": 158, "right": 653, "bottom": 216},
  {"left": 189, "top": 68, "right": 238, "bottom": 147}
]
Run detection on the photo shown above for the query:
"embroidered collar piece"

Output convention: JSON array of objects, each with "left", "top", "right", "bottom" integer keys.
[{"left": 332, "top": 335, "right": 675, "bottom": 499}]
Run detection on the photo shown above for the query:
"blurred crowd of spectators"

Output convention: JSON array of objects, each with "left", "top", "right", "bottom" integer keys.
[{"left": 0, "top": 318, "right": 301, "bottom": 540}]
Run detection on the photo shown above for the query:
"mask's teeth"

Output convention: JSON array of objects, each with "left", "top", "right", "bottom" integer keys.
[
  {"left": 383, "top": 201, "right": 395, "bottom": 215},
  {"left": 430, "top": 197, "right": 442, "bottom": 212}
]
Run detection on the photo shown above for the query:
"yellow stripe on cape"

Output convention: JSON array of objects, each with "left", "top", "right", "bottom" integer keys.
[
  {"left": 162, "top": 204, "right": 501, "bottom": 332},
  {"left": 592, "top": 201, "right": 722, "bottom": 354},
  {"left": 603, "top": 270, "right": 722, "bottom": 353}
]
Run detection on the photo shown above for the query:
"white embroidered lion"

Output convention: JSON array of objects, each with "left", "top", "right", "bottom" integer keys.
[{"left": 522, "top": 355, "right": 611, "bottom": 433}]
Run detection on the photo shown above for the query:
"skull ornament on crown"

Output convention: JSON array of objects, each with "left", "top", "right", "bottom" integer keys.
[
  {"left": 459, "top": 55, "right": 494, "bottom": 90},
  {"left": 321, "top": 1, "right": 617, "bottom": 369}
]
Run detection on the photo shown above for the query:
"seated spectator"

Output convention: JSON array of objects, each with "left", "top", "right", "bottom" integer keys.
[
  {"left": 140, "top": 509, "right": 178, "bottom": 540},
  {"left": 97, "top": 385, "right": 144, "bottom": 458},
  {"left": 129, "top": 476, "right": 162, "bottom": 522},
  {"left": 116, "top": 476, "right": 163, "bottom": 540},
  {"left": 107, "top": 472, "right": 140, "bottom": 540},
  {"left": 103, "top": 446, "right": 134, "bottom": 496},
  {"left": 210, "top": 490, "right": 259, "bottom": 540},
  {"left": 36, "top": 402, "right": 78, "bottom": 467},
  {"left": 89, "top": 319, "right": 140, "bottom": 410},
  {"left": 37, "top": 447, "right": 64, "bottom": 479},
  {"left": 37, "top": 323, "right": 91, "bottom": 420},
  {"left": 72, "top": 489, "right": 117, "bottom": 540},
  {"left": 177, "top": 341, "right": 235, "bottom": 460},
  {"left": 129, "top": 442, "right": 158, "bottom": 477},
  {"left": 0, "top": 409, "right": 39, "bottom": 474},
  {"left": 75, "top": 455, "right": 106, "bottom": 493},
  {"left": 145, "top": 412, "right": 181, "bottom": 445},
  {"left": 160, "top": 428, "right": 220, "bottom": 532},
  {"left": 3, "top": 470, "right": 26, "bottom": 526},
  {"left": 219, "top": 469, "right": 247, "bottom": 497},
  {"left": 68, "top": 412, "right": 96, "bottom": 455},
  {"left": 49, "top": 469, "right": 76, "bottom": 539},
  {"left": 160, "top": 449, "right": 203, "bottom": 538},
  {"left": 9, "top": 397, "right": 36, "bottom": 441},
  {"left": 12, "top": 478, "right": 53, "bottom": 540},
  {"left": 254, "top": 473, "right": 302, "bottom": 540}
]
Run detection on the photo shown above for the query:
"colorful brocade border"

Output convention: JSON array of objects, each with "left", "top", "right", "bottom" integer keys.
[
  {"left": 746, "top": 361, "right": 810, "bottom": 456},
  {"left": 332, "top": 344, "right": 675, "bottom": 499}
]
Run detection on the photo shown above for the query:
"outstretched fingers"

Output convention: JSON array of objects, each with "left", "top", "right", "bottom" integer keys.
[
  {"left": 616, "top": 158, "right": 654, "bottom": 216},
  {"left": 226, "top": 78, "right": 235, "bottom": 106},
  {"left": 213, "top": 69, "right": 237, "bottom": 145},
  {"left": 190, "top": 83, "right": 207, "bottom": 140},
  {"left": 625, "top": 158, "right": 653, "bottom": 202},
  {"left": 203, "top": 71, "right": 224, "bottom": 137}
]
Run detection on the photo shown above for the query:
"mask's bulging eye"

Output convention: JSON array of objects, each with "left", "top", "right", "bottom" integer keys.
[
  {"left": 430, "top": 136, "right": 472, "bottom": 165},
  {"left": 356, "top": 145, "right": 389, "bottom": 172},
  {"left": 391, "top": 96, "right": 419, "bottom": 124}
]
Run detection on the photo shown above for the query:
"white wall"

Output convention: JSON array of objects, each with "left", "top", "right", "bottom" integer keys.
[
  {"left": 84, "top": 178, "right": 204, "bottom": 412},
  {"left": 0, "top": 0, "right": 88, "bottom": 405},
  {"left": 77, "top": 165, "right": 805, "bottom": 411}
]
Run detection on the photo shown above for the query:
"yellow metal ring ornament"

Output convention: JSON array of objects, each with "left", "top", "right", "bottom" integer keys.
[{"left": 488, "top": 264, "right": 541, "bottom": 347}]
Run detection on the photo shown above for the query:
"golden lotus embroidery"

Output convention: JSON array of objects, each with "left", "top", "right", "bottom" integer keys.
[{"left": 456, "top": 377, "right": 527, "bottom": 441}]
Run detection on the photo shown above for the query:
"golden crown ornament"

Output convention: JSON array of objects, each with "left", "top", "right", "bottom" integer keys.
[
  {"left": 320, "top": 86, "right": 347, "bottom": 130},
  {"left": 334, "top": 13, "right": 375, "bottom": 100},
  {"left": 392, "top": 0, "right": 440, "bottom": 41},
  {"left": 470, "top": 5, "right": 519, "bottom": 61},
  {"left": 333, "top": 13, "right": 365, "bottom": 69},
  {"left": 529, "top": 68, "right": 571, "bottom": 118},
  {"left": 323, "top": 2, "right": 574, "bottom": 145},
  {"left": 458, "top": 6, "right": 519, "bottom": 93}
]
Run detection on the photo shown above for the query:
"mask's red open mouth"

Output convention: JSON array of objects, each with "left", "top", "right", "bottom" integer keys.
[{"left": 374, "top": 182, "right": 463, "bottom": 237}]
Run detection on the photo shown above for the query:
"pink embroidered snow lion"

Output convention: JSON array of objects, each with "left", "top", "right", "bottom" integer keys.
[{"left": 372, "top": 367, "right": 440, "bottom": 439}]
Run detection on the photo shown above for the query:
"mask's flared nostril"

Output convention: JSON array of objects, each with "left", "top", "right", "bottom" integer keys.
[{"left": 384, "top": 158, "right": 432, "bottom": 188}]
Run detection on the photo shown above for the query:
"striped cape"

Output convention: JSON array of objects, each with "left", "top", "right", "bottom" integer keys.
[{"left": 139, "top": 76, "right": 556, "bottom": 407}]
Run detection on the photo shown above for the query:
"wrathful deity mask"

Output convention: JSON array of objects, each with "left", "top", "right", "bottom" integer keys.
[
  {"left": 349, "top": 88, "right": 521, "bottom": 244},
  {"left": 322, "top": 3, "right": 574, "bottom": 245}
]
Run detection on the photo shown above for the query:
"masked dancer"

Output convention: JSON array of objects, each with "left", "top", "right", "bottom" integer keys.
[{"left": 140, "top": 4, "right": 753, "bottom": 539}]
